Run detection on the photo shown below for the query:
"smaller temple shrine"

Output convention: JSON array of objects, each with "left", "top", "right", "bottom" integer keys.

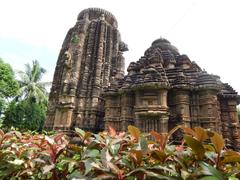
[{"left": 104, "top": 38, "right": 240, "bottom": 148}]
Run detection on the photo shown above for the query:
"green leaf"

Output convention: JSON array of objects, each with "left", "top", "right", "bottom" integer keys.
[
  {"left": 125, "top": 167, "right": 174, "bottom": 179},
  {"left": 110, "top": 143, "right": 120, "bottom": 155},
  {"left": 199, "top": 176, "right": 219, "bottom": 180},
  {"left": 139, "top": 136, "right": 148, "bottom": 151},
  {"left": 75, "top": 128, "right": 85, "bottom": 138},
  {"left": 184, "top": 135, "right": 205, "bottom": 160},
  {"left": 68, "top": 161, "right": 77, "bottom": 173},
  {"left": 228, "top": 176, "right": 239, "bottom": 180},
  {"left": 120, "top": 157, "right": 133, "bottom": 169},
  {"left": 84, "top": 149, "right": 100, "bottom": 158},
  {"left": 84, "top": 159, "right": 93, "bottom": 175},
  {"left": 67, "top": 170, "right": 86, "bottom": 179},
  {"left": 84, "top": 159, "right": 101, "bottom": 175},
  {"left": 128, "top": 125, "right": 141, "bottom": 141},
  {"left": 199, "top": 162, "right": 224, "bottom": 180}
]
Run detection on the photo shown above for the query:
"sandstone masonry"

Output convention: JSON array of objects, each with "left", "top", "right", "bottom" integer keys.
[{"left": 45, "top": 8, "right": 240, "bottom": 149}]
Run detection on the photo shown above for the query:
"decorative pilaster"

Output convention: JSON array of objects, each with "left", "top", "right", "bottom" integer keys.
[
  {"left": 172, "top": 90, "right": 190, "bottom": 127},
  {"left": 198, "top": 90, "right": 221, "bottom": 132},
  {"left": 120, "top": 93, "right": 134, "bottom": 131}
]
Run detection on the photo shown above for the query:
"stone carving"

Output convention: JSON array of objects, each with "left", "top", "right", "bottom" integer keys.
[
  {"left": 45, "top": 8, "right": 240, "bottom": 150},
  {"left": 45, "top": 8, "right": 127, "bottom": 132},
  {"left": 62, "top": 51, "right": 72, "bottom": 94},
  {"left": 104, "top": 37, "right": 240, "bottom": 150}
]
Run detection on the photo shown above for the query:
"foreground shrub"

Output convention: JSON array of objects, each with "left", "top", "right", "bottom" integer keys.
[{"left": 0, "top": 126, "right": 240, "bottom": 179}]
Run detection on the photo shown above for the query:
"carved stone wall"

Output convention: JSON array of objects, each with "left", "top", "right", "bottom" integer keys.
[{"left": 45, "top": 8, "right": 127, "bottom": 132}]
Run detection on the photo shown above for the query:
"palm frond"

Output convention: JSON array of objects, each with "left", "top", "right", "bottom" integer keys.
[
  {"left": 16, "top": 70, "right": 30, "bottom": 84},
  {"left": 15, "top": 60, "right": 49, "bottom": 103},
  {"left": 38, "top": 81, "right": 52, "bottom": 87}
]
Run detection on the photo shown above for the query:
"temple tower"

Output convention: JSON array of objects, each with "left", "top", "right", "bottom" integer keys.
[{"left": 45, "top": 8, "right": 127, "bottom": 132}]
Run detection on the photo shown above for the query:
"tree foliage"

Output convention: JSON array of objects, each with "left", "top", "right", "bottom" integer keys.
[
  {"left": 0, "top": 58, "right": 19, "bottom": 98},
  {"left": 0, "top": 58, "right": 19, "bottom": 115},
  {"left": 3, "top": 100, "right": 47, "bottom": 131},
  {"left": 2, "top": 59, "right": 50, "bottom": 131},
  {"left": 16, "top": 60, "right": 50, "bottom": 104}
]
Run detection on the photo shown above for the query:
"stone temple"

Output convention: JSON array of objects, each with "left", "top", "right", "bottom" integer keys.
[{"left": 45, "top": 8, "right": 240, "bottom": 148}]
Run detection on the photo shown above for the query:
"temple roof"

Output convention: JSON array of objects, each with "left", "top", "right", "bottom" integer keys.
[
  {"left": 149, "top": 38, "right": 179, "bottom": 55},
  {"left": 105, "top": 38, "right": 239, "bottom": 99}
]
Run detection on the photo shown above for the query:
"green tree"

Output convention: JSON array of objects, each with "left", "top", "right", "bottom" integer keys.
[
  {"left": 16, "top": 60, "right": 50, "bottom": 104},
  {"left": 3, "top": 100, "right": 47, "bottom": 130},
  {"left": 3, "top": 60, "right": 50, "bottom": 130},
  {"left": 0, "top": 58, "right": 19, "bottom": 115}
]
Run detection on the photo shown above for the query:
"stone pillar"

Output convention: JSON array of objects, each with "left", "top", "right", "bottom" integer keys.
[
  {"left": 198, "top": 90, "right": 221, "bottom": 132},
  {"left": 159, "top": 90, "right": 168, "bottom": 108},
  {"left": 120, "top": 93, "right": 134, "bottom": 131},
  {"left": 134, "top": 91, "right": 142, "bottom": 130},
  {"left": 174, "top": 90, "right": 190, "bottom": 127},
  {"left": 189, "top": 93, "right": 200, "bottom": 127},
  {"left": 158, "top": 89, "right": 169, "bottom": 132},
  {"left": 160, "top": 114, "right": 169, "bottom": 133}
]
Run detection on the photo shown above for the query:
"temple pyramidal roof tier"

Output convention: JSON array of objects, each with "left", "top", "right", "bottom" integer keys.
[{"left": 106, "top": 38, "right": 239, "bottom": 101}]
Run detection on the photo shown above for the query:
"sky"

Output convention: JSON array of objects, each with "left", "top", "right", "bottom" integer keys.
[{"left": 0, "top": 0, "right": 240, "bottom": 93}]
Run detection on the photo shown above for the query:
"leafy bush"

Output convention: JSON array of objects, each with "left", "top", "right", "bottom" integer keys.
[
  {"left": 3, "top": 100, "right": 47, "bottom": 131},
  {"left": 0, "top": 126, "right": 240, "bottom": 179},
  {"left": 0, "top": 58, "right": 19, "bottom": 116}
]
